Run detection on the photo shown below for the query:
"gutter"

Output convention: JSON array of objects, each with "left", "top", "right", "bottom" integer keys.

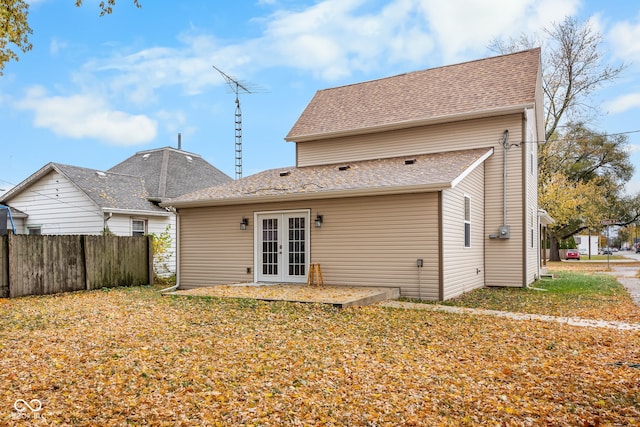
[{"left": 159, "top": 206, "right": 180, "bottom": 294}]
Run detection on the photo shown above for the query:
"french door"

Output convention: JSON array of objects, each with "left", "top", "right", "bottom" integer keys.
[{"left": 256, "top": 211, "right": 309, "bottom": 283}]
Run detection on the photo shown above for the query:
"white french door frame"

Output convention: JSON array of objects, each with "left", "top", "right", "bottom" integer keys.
[{"left": 254, "top": 209, "right": 310, "bottom": 283}]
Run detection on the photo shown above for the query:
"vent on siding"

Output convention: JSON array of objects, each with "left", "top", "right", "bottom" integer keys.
[
  {"left": 404, "top": 158, "right": 416, "bottom": 165},
  {"left": 279, "top": 171, "right": 291, "bottom": 177},
  {"left": 338, "top": 165, "right": 351, "bottom": 171}
]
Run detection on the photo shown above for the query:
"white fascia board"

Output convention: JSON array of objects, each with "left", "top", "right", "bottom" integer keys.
[
  {"left": 102, "top": 207, "right": 172, "bottom": 217},
  {"left": 450, "top": 148, "right": 494, "bottom": 189}
]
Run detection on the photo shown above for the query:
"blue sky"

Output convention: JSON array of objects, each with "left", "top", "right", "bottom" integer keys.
[{"left": 1, "top": 0, "right": 639, "bottom": 195}]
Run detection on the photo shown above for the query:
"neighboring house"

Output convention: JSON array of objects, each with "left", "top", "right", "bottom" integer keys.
[
  {"left": 164, "top": 49, "right": 544, "bottom": 300},
  {"left": 574, "top": 234, "right": 599, "bottom": 256},
  {"left": 1, "top": 147, "right": 231, "bottom": 274}
]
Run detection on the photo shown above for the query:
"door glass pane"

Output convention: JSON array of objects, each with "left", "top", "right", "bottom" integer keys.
[
  {"left": 262, "top": 218, "right": 278, "bottom": 275},
  {"left": 288, "top": 217, "right": 306, "bottom": 276}
]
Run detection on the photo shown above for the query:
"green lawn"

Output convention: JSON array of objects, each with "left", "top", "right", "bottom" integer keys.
[{"left": 411, "top": 270, "right": 640, "bottom": 323}]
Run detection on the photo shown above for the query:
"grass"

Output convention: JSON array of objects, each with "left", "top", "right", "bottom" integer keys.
[{"left": 405, "top": 261, "right": 640, "bottom": 323}]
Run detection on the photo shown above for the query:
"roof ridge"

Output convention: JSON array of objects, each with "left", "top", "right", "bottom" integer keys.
[{"left": 316, "top": 48, "right": 541, "bottom": 93}]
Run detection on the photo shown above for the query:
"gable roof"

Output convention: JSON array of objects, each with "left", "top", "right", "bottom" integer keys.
[
  {"left": 163, "top": 147, "right": 493, "bottom": 208},
  {"left": 107, "top": 147, "right": 232, "bottom": 199},
  {"left": 1, "top": 163, "right": 167, "bottom": 215},
  {"left": 286, "top": 48, "right": 541, "bottom": 142}
]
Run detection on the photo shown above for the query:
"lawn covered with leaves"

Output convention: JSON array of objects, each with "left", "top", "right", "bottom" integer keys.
[{"left": 1, "top": 285, "right": 639, "bottom": 426}]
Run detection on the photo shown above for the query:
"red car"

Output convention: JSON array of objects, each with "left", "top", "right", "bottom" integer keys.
[{"left": 565, "top": 249, "right": 580, "bottom": 260}]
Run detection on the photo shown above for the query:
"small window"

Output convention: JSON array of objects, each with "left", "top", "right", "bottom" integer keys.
[
  {"left": 27, "top": 226, "right": 42, "bottom": 235},
  {"left": 464, "top": 196, "right": 471, "bottom": 248},
  {"left": 132, "top": 219, "right": 147, "bottom": 236}
]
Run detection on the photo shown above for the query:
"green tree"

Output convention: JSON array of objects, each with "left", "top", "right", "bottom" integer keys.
[
  {"left": 0, "top": 0, "right": 140, "bottom": 74},
  {"left": 0, "top": 0, "right": 32, "bottom": 75}
]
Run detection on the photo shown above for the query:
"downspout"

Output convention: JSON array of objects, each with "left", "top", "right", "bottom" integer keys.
[
  {"left": 160, "top": 206, "right": 180, "bottom": 294},
  {"left": 502, "top": 129, "right": 509, "bottom": 227}
]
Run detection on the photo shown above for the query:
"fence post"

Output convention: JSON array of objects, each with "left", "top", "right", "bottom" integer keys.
[
  {"left": 0, "top": 235, "right": 8, "bottom": 298},
  {"left": 148, "top": 235, "right": 154, "bottom": 285}
]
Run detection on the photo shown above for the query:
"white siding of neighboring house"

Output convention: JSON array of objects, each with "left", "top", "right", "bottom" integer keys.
[
  {"left": 7, "top": 171, "right": 104, "bottom": 235},
  {"left": 441, "top": 163, "right": 485, "bottom": 300},
  {"left": 575, "top": 235, "right": 599, "bottom": 256},
  {"left": 295, "top": 113, "right": 529, "bottom": 287}
]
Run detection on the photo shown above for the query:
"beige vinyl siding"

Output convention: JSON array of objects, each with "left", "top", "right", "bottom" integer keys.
[
  {"left": 9, "top": 171, "right": 104, "bottom": 235},
  {"left": 484, "top": 121, "right": 525, "bottom": 287},
  {"left": 296, "top": 114, "right": 521, "bottom": 167},
  {"left": 296, "top": 113, "right": 528, "bottom": 287},
  {"left": 178, "top": 205, "right": 255, "bottom": 288},
  {"left": 441, "top": 164, "right": 485, "bottom": 300},
  {"left": 178, "top": 193, "right": 439, "bottom": 297}
]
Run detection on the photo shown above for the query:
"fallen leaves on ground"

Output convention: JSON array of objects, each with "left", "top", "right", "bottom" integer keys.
[
  {"left": 1, "top": 286, "right": 639, "bottom": 426},
  {"left": 175, "top": 284, "right": 391, "bottom": 305}
]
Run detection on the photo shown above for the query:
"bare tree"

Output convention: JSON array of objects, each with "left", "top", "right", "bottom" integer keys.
[{"left": 490, "top": 17, "right": 626, "bottom": 141}]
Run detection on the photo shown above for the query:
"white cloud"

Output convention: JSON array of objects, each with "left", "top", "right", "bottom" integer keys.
[
  {"left": 16, "top": 86, "right": 157, "bottom": 145},
  {"left": 605, "top": 93, "right": 640, "bottom": 114},
  {"left": 49, "top": 38, "right": 68, "bottom": 56},
  {"left": 418, "top": 0, "right": 581, "bottom": 62},
  {"left": 608, "top": 15, "right": 640, "bottom": 61},
  {"left": 69, "top": 0, "right": 585, "bottom": 105}
]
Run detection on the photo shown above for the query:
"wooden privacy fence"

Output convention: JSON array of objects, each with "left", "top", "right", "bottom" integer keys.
[{"left": 0, "top": 234, "right": 153, "bottom": 298}]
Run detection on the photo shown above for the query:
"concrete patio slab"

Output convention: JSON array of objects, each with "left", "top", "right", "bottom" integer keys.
[{"left": 169, "top": 284, "right": 400, "bottom": 308}]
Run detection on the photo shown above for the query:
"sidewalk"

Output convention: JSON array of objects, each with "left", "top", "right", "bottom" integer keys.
[
  {"left": 379, "top": 300, "right": 640, "bottom": 331},
  {"left": 606, "top": 264, "right": 640, "bottom": 306}
]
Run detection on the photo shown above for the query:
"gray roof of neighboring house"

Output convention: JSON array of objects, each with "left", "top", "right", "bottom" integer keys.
[
  {"left": 54, "top": 163, "right": 166, "bottom": 212},
  {"left": 108, "top": 147, "right": 232, "bottom": 199},
  {"left": 1, "top": 147, "right": 232, "bottom": 215},
  {"left": 0, "top": 162, "right": 166, "bottom": 213},
  {"left": 286, "top": 48, "right": 541, "bottom": 142},
  {"left": 163, "top": 147, "right": 493, "bottom": 208}
]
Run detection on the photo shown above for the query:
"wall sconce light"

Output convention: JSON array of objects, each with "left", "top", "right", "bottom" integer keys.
[
  {"left": 240, "top": 217, "right": 249, "bottom": 230},
  {"left": 315, "top": 214, "right": 323, "bottom": 228}
]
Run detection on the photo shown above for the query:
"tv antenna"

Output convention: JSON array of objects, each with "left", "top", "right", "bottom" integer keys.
[{"left": 213, "top": 65, "right": 262, "bottom": 179}]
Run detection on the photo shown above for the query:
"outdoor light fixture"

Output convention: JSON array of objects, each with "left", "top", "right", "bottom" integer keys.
[
  {"left": 315, "top": 214, "right": 323, "bottom": 228},
  {"left": 240, "top": 217, "right": 249, "bottom": 230}
]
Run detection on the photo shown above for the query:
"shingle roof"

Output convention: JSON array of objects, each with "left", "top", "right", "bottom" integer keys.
[
  {"left": 53, "top": 164, "right": 166, "bottom": 213},
  {"left": 164, "top": 147, "right": 493, "bottom": 207},
  {"left": 108, "top": 147, "right": 232, "bottom": 199},
  {"left": 286, "top": 48, "right": 540, "bottom": 141}
]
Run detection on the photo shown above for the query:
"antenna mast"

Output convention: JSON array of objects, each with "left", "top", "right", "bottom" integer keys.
[{"left": 213, "top": 65, "right": 256, "bottom": 180}]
